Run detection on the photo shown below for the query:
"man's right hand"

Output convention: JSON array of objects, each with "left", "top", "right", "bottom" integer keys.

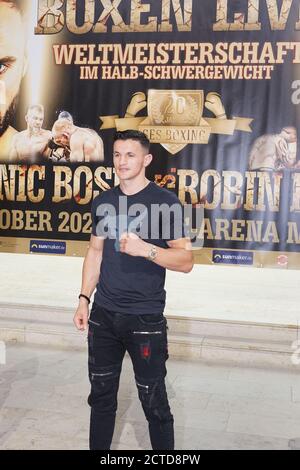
[{"left": 73, "top": 303, "right": 89, "bottom": 331}]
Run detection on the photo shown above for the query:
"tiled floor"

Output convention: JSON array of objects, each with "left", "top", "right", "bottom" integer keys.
[{"left": 0, "top": 343, "right": 300, "bottom": 450}]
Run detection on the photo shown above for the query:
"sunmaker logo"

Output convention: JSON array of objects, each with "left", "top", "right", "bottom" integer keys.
[
  {"left": 212, "top": 250, "right": 253, "bottom": 265},
  {"left": 30, "top": 240, "right": 66, "bottom": 254}
]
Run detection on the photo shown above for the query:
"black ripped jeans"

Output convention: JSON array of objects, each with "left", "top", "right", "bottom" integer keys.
[{"left": 87, "top": 303, "right": 174, "bottom": 450}]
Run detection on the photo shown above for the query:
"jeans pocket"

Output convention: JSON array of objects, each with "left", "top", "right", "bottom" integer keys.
[
  {"left": 88, "top": 318, "right": 101, "bottom": 327},
  {"left": 138, "top": 313, "right": 166, "bottom": 326},
  {"left": 89, "top": 303, "right": 104, "bottom": 328}
]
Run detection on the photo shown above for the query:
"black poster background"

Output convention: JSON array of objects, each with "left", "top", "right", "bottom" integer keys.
[{"left": 1, "top": 0, "right": 300, "bottom": 266}]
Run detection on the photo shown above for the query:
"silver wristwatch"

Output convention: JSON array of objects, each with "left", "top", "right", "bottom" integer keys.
[{"left": 147, "top": 245, "right": 158, "bottom": 262}]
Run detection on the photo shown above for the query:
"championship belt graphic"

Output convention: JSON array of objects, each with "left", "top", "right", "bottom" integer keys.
[
  {"left": 100, "top": 89, "right": 252, "bottom": 155},
  {"left": 143, "top": 90, "right": 210, "bottom": 154}
]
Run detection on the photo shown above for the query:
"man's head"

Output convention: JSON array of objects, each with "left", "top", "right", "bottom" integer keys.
[
  {"left": 58, "top": 110, "right": 73, "bottom": 124},
  {"left": 0, "top": 1, "right": 27, "bottom": 137},
  {"left": 280, "top": 126, "right": 297, "bottom": 143},
  {"left": 52, "top": 118, "right": 74, "bottom": 146},
  {"left": 113, "top": 130, "right": 152, "bottom": 181},
  {"left": 26, "top": 104, "right": 44, "bottom": 133}
]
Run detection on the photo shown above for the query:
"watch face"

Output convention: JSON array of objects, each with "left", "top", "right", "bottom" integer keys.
[{"left": 148, "top": 246, "right": 155, "bottom": 260}]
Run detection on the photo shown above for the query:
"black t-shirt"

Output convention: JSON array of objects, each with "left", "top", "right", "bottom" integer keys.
[{"left": 91, "top": 181, "right": 185, "bottom": 315}]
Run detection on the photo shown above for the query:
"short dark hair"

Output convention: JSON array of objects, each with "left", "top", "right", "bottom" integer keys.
[{"left": 114, "top": 130, "right": 150, "bottom": 153}]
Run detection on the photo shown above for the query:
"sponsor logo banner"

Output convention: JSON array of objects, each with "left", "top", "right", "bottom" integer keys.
[
  {"left": 30, "top": 240, "right": 66, "bottom": 255},
  {"left": 212, "top": 250, "right": 254, "bottom": 266}
]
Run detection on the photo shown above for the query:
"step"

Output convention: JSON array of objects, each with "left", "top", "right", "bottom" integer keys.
[{"left": 0, "top": 302, "right": 299, "bottom": 369}]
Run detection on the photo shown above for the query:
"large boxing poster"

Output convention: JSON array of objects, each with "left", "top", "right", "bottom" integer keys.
[{"left": 0, "top": 0, "right": 300, "bottom": 268}]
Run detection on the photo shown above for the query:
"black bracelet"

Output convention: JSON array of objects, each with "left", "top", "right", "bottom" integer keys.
[{"left": 78, "top": 294, "right": 90, "bottom": 304}]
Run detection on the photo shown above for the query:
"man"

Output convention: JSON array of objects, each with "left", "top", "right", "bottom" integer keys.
[
  {"left": 73, "top": 130, "right": 194, "bottom": 450},
  {"left": 0, "top": 0, "right": 27, "bottom": 161},
  {"left": 248, "top": 127, "right": 297, "bottom": 170},
  {"left": 52, "top": 118, "right": 104, "bottom": 162},
  {"left": 45, "top": 111, "right": 73, "bottom": 162},
  {"left": 9, "top": 104, "right": 52, "bottom": 162},
  {"left": 58, "top": 110, "right": 73, "bottom": 123}
]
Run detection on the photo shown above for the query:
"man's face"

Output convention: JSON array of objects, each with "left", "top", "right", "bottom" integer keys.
[
  {"left": 0, "top": 3, "right": 26, "bottom": 136},
  {"left": 281, "top": 127, "right": 297, "bottom": 143},
  {"left": 26, "top": 109, "right": 44, "bottom": 132},
  {"left": 113, "top": 139, "right": 151, "bottom": 181}
]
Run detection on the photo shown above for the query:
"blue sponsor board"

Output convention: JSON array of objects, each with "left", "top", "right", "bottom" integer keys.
[
  {"left": 212, "top": 250, "right": 253, "bottom": 266},
  {"left": 30, "top": 240, "right": 66, "bottom": 255}
]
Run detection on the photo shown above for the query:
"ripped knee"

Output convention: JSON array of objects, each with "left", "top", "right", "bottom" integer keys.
[{"left": 135, "top": 377, "right": 172, "bottom": 422}]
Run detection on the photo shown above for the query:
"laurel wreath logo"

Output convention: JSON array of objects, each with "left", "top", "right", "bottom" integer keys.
[{"left": 151, "top": 95, "right": 200, "bottom": 126}]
